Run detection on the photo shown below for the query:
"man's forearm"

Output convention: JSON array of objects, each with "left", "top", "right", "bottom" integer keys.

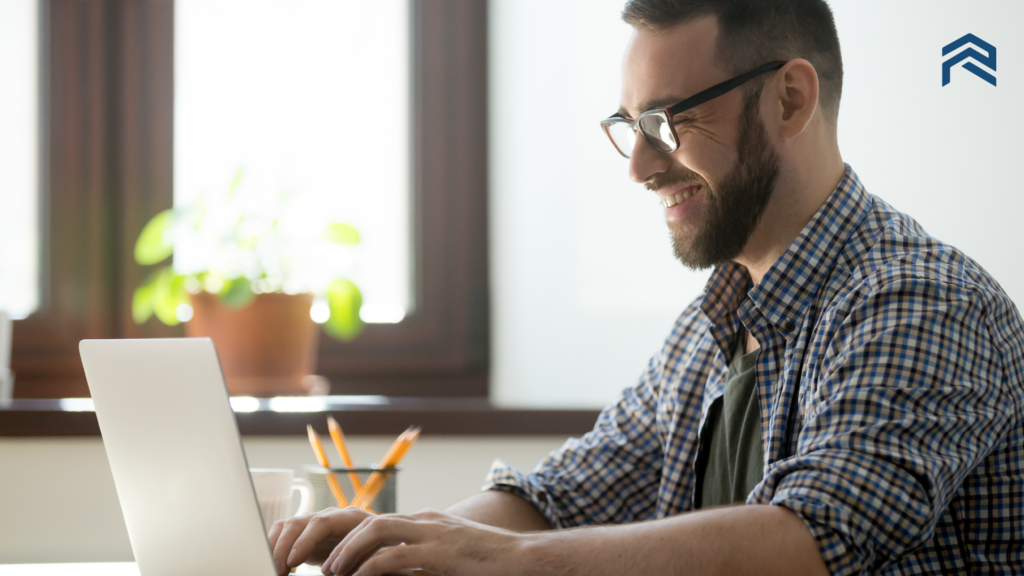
[
  {"left": 446, "top": 489, "right": 552, "bottom": 532},
  {"left": 518, "top": 504, "right": 829, "bottom": 576}
]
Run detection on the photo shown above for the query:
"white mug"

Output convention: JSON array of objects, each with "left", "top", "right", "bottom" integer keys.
[{"left": 249, "top": 468, "right": 313, "bottom": 532}]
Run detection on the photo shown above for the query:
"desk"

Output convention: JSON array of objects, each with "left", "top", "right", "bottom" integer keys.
[{"left": 0, "top": 563, "right": 322, "bottom": 575}]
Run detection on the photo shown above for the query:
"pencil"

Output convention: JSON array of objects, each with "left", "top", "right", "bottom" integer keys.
[
  {"left": 352, "top": 426, "right": 420, "bottom": 509},
  {"left": 306, "top": 424, "right": 349, "bottom": 507},
  {"left": 350, "top": 428, "right": 410, "bottom": 510},
  {"left": 391, "top": 427, "right": 420, "bottom": 462},
  {"left": 327, "top": 416, "right": 364, "bottom": 492}
]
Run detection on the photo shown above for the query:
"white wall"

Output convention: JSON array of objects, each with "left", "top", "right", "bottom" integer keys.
[
  {"left": 489, "top": 0, "right": 707, "bottom": 409},
  {"left": 831, "top": 0, "right": 1024, "bottom": 301},
  {"left": 0, "top": 436, "right": 567, "bottom": 564},
  {"left": 489, "top": 0, "right": 1024, "bottom": 409}
]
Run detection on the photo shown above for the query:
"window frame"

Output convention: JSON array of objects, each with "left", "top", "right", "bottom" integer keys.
[{"left": 12, "top": 0, "right": 489, "bottom": 400}]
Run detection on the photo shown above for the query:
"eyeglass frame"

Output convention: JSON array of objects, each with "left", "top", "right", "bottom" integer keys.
[{"left": 600, "top": 60, "right": 787, "bottom": 158}]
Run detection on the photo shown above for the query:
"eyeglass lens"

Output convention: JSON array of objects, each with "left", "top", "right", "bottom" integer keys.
[
  {"left": 605, "top": 112, "right": 678, "bottom": 159},
  {"left": 639, "top": 112, "right": 677, "bottom": 153},
  {"left": 605, "top": 122, "right": 637, "bottom": 158}
]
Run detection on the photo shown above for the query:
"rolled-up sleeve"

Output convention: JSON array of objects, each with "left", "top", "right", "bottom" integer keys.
[
  {"left": 483, "top": 353, "right": 667, "bottom": 528},
  {"left": 749, "top": 275, "right": 1016, "bottom": 576}
]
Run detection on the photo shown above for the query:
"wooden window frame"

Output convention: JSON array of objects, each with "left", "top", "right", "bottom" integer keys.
[{"left": 12, "top": 0, "right": 489, "bottom": 399}]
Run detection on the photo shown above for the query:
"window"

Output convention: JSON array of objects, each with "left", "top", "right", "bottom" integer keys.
[
  {"left": 12, "top": 1, "right": 488, "bottom": 400},
  {"left": 0, "top": 0, "right": 40, "bottom": 319},
  {"left": 174, "top": 0, "right": 412, "bottom": 322}
]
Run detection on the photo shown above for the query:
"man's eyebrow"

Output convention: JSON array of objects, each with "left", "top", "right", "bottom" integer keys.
[{"left": 616, "top": 95, "right": 688, "bottom": 119}]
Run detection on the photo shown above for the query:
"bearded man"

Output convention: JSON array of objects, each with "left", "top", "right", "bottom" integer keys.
[{"left": 269, "top": 1, "right": 1024, "bottom": 574}]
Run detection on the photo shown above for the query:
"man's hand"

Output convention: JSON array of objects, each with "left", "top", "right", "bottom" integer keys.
[
  {"left": 320, "top": 508, "right": 524, "bottom": 576},
  {"left": 267, "top": 506, "right": 374, "bottom": 575}
]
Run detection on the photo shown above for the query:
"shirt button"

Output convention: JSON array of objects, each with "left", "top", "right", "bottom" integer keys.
[{"left": 783, "top": 320, "right": 796, "bottom": 333}]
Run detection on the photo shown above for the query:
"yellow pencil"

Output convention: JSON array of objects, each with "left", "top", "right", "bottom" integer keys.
[
  {"left": 352, "top": 426, "right": 420, "bottom": 509},
  {"left": 327, "top": 416, "right": 364, "bottom": 492},
  {"left": 388, "top": 427, "right": 420, "bottom": 466},
  {"left": 351, "top": 428, "right": 411, "bottom": 509},
  {"left": 306, "top": 424, "right": 348, "bottom": 507}
]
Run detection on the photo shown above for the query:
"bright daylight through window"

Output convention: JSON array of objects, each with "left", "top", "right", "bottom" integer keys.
[
  {"left": 0, "top": 0, "right": 40, "bottom": 319},
  {"left": 175, "top": 0, "right": 411, "bottom": 325}
]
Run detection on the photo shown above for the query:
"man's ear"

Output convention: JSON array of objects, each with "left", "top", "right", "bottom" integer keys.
[{"left": 771, "top": 59, "right": 819, "bottom": 139}]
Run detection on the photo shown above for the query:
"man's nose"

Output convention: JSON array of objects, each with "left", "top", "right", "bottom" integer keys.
[{"left": 628, "top": 133, "right": 670, "bottom": 185}]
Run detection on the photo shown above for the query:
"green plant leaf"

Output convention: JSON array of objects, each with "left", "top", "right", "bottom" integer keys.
[
  {"left": 322, "top": 223, "right": 360, "bottom": 245},
  {"left": 134, "top": 210, "right": 176, "bottom": 265},
  {"left": 131, "top": 269, "right": 163, "bottom": 324},
  {"left": 226, "top": 167, "right": 244, "bottom": 198},
  {"left": 219, "top": 277, "right": 256, "bottom": 309},
  {"left": 152, "top": 268, "right": 188, "bottom": 326},
  {"left": 324, "top": 279, "right": 364, "bottom": 341}
]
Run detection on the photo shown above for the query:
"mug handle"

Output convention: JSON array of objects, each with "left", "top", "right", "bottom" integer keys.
[{"left": 292, "top": 478, "right": 313, "bottom": 516}]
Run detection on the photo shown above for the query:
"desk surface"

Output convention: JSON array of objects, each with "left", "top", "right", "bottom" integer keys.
[{"left": 0, "top": 563, "right": 322, "bottom": 575}]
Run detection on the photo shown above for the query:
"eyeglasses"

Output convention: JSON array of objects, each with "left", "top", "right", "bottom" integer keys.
[{"left": 600, "top": 61, "right": 786, "bottom": 159}]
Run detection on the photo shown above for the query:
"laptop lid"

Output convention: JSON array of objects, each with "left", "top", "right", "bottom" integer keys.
[{"left": 80, "top": 338, "right": 276, "bottom": 576}]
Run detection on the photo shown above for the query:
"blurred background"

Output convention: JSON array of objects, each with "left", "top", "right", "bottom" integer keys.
[{"left": 1, "top": 0, "right": 1021, "bottom": 564}]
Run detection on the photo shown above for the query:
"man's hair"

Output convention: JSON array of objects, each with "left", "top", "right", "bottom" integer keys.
[{"left": 621, "top": 0, "right": 843, "bottom": 122}]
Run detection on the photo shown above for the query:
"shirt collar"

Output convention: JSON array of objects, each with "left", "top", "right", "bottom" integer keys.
[{"left": 700, "top": 164, "right": 871, "bottom": 343}]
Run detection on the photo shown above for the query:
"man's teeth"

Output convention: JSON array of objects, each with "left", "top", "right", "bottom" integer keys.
[{"left": 662, "top": 186, "right": 700, "bottom": 208}]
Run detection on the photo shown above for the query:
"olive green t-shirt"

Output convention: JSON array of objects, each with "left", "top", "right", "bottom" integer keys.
[{"left": 694, "top": 324, "right": 763, "bottom": 509}]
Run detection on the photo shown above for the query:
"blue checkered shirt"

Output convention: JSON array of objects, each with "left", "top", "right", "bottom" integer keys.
[{"left": 484, "top": 165, "right": 1024, "bottom": 575}]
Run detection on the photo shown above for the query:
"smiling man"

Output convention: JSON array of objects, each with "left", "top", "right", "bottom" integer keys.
[{"left": 269, "top": 1, "right": 1024, "bottom": 574}]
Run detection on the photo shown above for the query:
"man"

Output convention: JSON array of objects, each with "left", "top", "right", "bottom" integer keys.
[{"left": 270, "top": 1, "right": 1024, "bottom": 574}]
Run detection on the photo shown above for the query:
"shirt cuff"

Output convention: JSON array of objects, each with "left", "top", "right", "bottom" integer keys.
[
  {"left": 769, "top": 491, "right": 867, "bottom": 576},
  {"left": 482, "top": 458, "right": 568, "bottom": 529}
]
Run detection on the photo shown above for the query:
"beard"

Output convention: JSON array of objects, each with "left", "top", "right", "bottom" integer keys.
[{"left": 650, "top": 87, "right": 781, "bottom": 271}]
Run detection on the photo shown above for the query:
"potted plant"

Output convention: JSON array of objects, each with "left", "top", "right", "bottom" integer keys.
[{"left": 132, "top": 168, "right": 364, "bottom": 396}]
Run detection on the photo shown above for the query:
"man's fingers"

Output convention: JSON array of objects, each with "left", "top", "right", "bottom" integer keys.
[
  {"left": 323, "top": 514, "right": 378, "bottom": 570},
  {"left": 348, "top": 544, "right": 431, "bottom": 576},
  {"left": 321, "top": 515, "right": 375, "bottom": 574},
  {"left": 328, "top": 516, "right": 429, "bottom": 575},
  {"left": 267, "top": 519, "right": 286, "bottom": 549},
  {"left": 281, "top": 511, "right": 349, "bottom": 569},
  {"left": 272, "top": 515, "right": 313, "bottom": 574},
  {"left": 268, "top": 507, "right": 376, "bottom": 574}
]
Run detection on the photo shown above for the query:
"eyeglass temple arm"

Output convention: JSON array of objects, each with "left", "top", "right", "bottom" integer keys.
[{"left": 667, "top": 61, "right": 786, "bottom": 116}]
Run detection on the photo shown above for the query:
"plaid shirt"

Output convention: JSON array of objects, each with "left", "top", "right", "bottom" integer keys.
[{"left": 485, "top": 165, "right": 1024, "bottom": 575}]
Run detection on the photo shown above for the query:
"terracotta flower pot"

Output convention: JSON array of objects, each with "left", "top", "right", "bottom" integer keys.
[{"left": 185, "top": 292, "right": 325, "bottom": 396}]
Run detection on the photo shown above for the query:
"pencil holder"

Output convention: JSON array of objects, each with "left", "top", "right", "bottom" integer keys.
[{"left": 304, "top": 466, "right": 398, "bottom": 514}]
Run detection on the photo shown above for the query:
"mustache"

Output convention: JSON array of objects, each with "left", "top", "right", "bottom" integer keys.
[{"left": 645, "top": 168, "right": 708, "bottom": 193}]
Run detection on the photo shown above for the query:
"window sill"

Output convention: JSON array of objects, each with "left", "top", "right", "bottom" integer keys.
[{"left": 0, "top": 396, "right": 601, "bottom": 437}]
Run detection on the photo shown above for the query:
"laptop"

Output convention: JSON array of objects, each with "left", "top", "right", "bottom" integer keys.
[{"left": 80, "top": 338, "right": 287, "bottom": 576}]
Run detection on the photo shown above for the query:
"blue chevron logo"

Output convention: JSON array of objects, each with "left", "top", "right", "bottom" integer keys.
[{"left": 942, "top": 34, "right": 996, "bottom": 87}]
